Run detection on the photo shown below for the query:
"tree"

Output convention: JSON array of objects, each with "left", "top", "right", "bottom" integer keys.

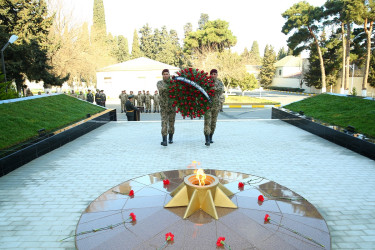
[
  {"left": 131, "top": 29, "right": 143, "bottom": 59},
  {"left": 259, "top": 45, "right": 276, "bottom": 87},
  {"left": 184, "top": 22, "right": 193, "bottom": 37},
  {"left": 277, "top": 47, "right": 288, "bottom": 60},
  {"left": 324, "top": 0, "right": 365, "bottom": 93},
  {"left": 359, "top": 0, "right": 375, "bottom": 95},
  {"left": 91, "top": 0, "right": 107, "bottom": 44},
  {"left": 198, "top": 13, "right": 209, "bottom": 30},
  {"left": 184, "top": 19, "right": 237, "bottom": 54},
  {"left": 237, "top": 73, "right": 259, "bottom": 94},
  {"left": 248, "top": 41, "right": 262, "bottom": 65},
  {"left": 0, "top": 0, "right": 67, "bottom": 93},
  {"left": 116, "top": 35, "right": 130, "bottom": 62},
  {"left": 368, "top": 49, "right": 375, "bottom": 87},
  {"left": 282, "top": 1, "right": 327, "bottom": 92},
  {"left": 139, "top": 24, "right": 154, "bottom": 59}
]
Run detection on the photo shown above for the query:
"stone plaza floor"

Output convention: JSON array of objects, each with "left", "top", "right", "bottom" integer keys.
[{"left": 1, "top": 117, "right": 375, "bottom": 249}]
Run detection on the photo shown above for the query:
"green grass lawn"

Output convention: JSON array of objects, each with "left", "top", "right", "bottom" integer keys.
[
  {"left": 0, "top": 94, "right": 105, "bottom": 150},
  {"left": 284, "top": 94, "right": 375, "bottom": 138},
  {"left": 225, "top": 95, "right": 279, "bottom": 104}
]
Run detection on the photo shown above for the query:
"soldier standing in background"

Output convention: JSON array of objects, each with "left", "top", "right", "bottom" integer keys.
[
  {"left": 219, "top": 93, "right": 225, "bottom": 112},
  {"left": 153, "top": 90, "right": 160, "bottom": 113},
  {"left": 125, "top": 95, "right": 139, "bottom": 121},
  {"left": 129, "top": 91, "right": 135, "bottom": 106},
  {"left": 86, "top": 89, "right": 94, "bottom": 103},
  {"left": 142, "top": 90, "right": 146, "bottom": 111},
  {"left": 119, "top": 90, "right": 127, "bottom": 113},
  {"left": 69, "top": 90, "right": 76, "bottom": 97},
  {"left": 157, "top": 69, "right": 176, "bottom": 146},
  {"left": 100, "top": 90, "right": 106, "bottom": 107},
  {"left": 145, "top": 91, "right": 152, "bottom": 113},
  {"left": 136, "top": 91, "right": 143, "bottom": 112},
  {"left": 203, "top": 69, "right": 224, "bottom": 146},
  {"left": 77, "top": 91, "right": 85, "bottom": 100},
  {"left": 95, "top": 89, "right": 101, "bottom": 105}
]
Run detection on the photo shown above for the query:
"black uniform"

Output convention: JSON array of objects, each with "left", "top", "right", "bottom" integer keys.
[
  {"left": 95, "top": 92, "right": 101, "bottom": 105},
  {"left": 125, "top": 100, "right": 139, "bottom": 121},
  {"left": 87, "top": 92, "right": 94, "bottom": 103}
]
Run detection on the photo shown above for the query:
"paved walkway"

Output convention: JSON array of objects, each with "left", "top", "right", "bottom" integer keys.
[{"left": 1, "top": 117, "right": 375, "bottom": 249}]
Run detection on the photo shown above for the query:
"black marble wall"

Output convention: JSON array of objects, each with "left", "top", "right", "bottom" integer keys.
[{"left": 272, "top": 108, "right": 375, "bottom": 161}]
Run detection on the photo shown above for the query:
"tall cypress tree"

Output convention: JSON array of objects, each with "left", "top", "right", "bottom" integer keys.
[
  {"left": 92, "top": 0, "right": 107, "bottom": 43},
  {"left": 117, "top": 35, "right": 130, "bottom": 62},
  {"left": 131, "top": 29, "right": 143, "bottom": 59},
  {"left": 259, "top": 45, "right": 276, "bottom": 87},
  {"left": 139, "top": 24, "right": 154, "bottom": 59},
  {"left": 249, "top": 41, "right": 262, "bottom": 65}
]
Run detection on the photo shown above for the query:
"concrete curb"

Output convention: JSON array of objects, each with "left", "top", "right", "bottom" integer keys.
[
  {"left": 266, "top": 89, "right": 317, "bottom": 96},
  {"left": 223, "top": 104, "right": 281, "bottom": 108}
]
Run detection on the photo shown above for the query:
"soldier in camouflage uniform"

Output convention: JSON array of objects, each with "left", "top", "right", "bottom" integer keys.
[
  {"left": 203, "top": 69, "right": 224, "bottom": 146},
  {"left": 145, "top": 91, "right": 152, "bottom": 113},
  {"left": 77, "top": 91, "right": 85, "bottom": 100},
  {"left": 157, "top": 69, "right": 176, "bottom": 146},
  {"left": 142, "top": 90, "right": 146, "bottom": 112},
  {"left": 136, "top": 91, "right": 143, "bottom": 112},
  {"left": 153, "top": 90, "right": 160, "bottom": 113},
  {"left": 129, "top": 91, "right": 135, "bottom": 105},
  {"left": 219, "top": 93, "right": 225, "bottom": 112},
  {"left": 119, "top": 90, "right": 127, "bottom": 113}
]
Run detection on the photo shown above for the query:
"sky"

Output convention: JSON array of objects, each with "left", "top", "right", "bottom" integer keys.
[{"left": 66, "top": 0, "right": 327, "bottom": 56}]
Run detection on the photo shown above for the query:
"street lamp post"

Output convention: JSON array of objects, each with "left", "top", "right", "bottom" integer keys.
[{"left": 1, "top": 35, "right": 18, "bottom": 88}]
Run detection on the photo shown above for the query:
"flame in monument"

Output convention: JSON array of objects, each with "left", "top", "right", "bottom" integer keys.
[{"left": 194, "top": 169, "right": 206, "bottom": 186}]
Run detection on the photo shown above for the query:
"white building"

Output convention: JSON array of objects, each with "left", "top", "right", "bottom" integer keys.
[
  {"left": 272, "top": 55, "right": 303, "bottom": 88},
  {"left": 96, "top": 57, "right": 180, "bottom": 98}
]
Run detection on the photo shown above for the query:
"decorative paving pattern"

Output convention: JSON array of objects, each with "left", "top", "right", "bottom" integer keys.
[{"left": 76, "top": 169, "right": 330, "bottom": 249}]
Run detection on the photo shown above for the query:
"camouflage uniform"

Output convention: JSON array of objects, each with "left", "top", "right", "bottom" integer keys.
[
  {"left": 77, "top": 91, "right": 85, "bottom": 100},
  {"left": 145, "top": 92, "right": 152, "bottom": 113},
  {"left": 142, "top": 91, "right": 146, "bottom": 110},
  {"left": 204, "top": 79, "right": 224, "bottom": 135},
  {"left": 119, "top": 92, "right": 128, "bottom": 112},
  {"left": 136, "top": 92, "right": 143, "bottom": 111},
  {"left": 157, "top": 80, "right": 176, "bottom": 137},
  {"left": 153, "top": 92, "right": 160, "bottom": 113},
  {"left": 219, "top": 94, "right": 225, "bottom": 112}
]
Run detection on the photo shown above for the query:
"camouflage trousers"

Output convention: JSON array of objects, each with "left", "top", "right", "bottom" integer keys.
[
  {"left": 204, "top": 108, "right": 220, "bottom": 135},
  {"left": 153, "top": 102, "right": 160, "bottom": 112},
  {"left": 145, "top": 101, "right": 151, "bottom": 111},
  {"left": 120, "top": 101, "right": 125, "bottom": 111},
  {"left": 160, "top": 108, "right": 176, "bottom": 136}
]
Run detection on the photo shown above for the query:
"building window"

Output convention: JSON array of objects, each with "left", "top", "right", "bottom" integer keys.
[{"left": 279, "top": 70, "right": 282, "bottom": 76}]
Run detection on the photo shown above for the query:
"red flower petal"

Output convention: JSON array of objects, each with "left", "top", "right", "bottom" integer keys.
[
  {"left": 238, "top": 182, "right": 245, "bottom": 188},
  {"left": 129, "top": 190, "right": 134, "bottom": 196},
  {"left": 258, "top": 195, "right": 264, "bottom": 202},
  {"left": 129, "top": 212, "right": 136, "bottom": 221}
]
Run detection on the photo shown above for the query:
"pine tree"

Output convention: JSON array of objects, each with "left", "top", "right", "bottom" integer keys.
[
  {"left": 248, "top": 41, "right": 262, "bottom": 65},
  {"left": 117, "top": 35, "right": 130, "bottom": 62},
  {"left": 198, "top": 13, "right": 209, "bottom": 29},
  {"left": 184, "top": 23, "right": 193, "bottom": 38},
  {"left": 92, "top": 0, "right": 107, "bottom": 43},
  {"left": 0, "top": 0, "right": 67, "bottom": 92},
  {"left": 131, "top": 29, "right": 143, "bottom": 59},
  {"left": 139, "top": 24, "right": 154, "bottom": 59},
  {"left": 259, "top": 45, "right": 276, "bottom": 87},
  {"left": 277, "top": 47, "right": 288, "bottom": 60}
]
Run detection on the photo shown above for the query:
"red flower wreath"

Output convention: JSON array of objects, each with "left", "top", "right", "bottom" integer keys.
[{"left": 168, "top": 68, "right": 214, "bottom": 119}]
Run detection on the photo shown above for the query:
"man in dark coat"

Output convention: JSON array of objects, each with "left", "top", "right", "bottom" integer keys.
[{"left": 125, "top": 95, "right": 139, "bottom": 121}]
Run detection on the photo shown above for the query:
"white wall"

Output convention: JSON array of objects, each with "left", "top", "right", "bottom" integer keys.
[{"left": 275, "top": 66, "right": 301, "bottom": 78}]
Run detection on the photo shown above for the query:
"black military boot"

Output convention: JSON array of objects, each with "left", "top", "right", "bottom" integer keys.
[
  {"left": 168, "top": 134, "right": 173, "bottom": 144},
  {"left": 205, "top": 135, "right": 210, "bottom": 146},
  {"left": 145, "top": 110, "right": 148, "bottom": 113},
  {"left": 161, "top": 136, "right": 167, "bottom": 146},
  {"left": 209, "top": 133, "right": 214, "bottom": 143}
]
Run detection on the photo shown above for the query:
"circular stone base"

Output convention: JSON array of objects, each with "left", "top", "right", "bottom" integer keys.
[{"left": 75, "top": 169, "right": 330, "bottom": 249}]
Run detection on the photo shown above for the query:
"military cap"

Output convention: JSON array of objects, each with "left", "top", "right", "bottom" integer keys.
[{"left": 128, "top": 95, "right": 134, "bottom": 99}]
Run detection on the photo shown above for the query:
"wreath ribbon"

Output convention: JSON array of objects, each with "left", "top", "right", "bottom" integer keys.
[{"left": 173, "top": 76, "right": 212, "bottom": 103}]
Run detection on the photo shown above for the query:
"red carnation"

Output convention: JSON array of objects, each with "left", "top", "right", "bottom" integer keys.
[
  {"left": 163, "top": 179, "right": 170, "bottom": 185},
  {"left": 165, "top": 232, "right": 174, "bottom": 241},
  {"left": 258, "top": 195, "right": 264, "bottom": 202},
  {"left": 206, "top": 106, "right": 210, "bottom": 110},
  {"left": 264, "top": 214, "right": 271, "bottom": 223},
  {"left": 129, "top": 212, "right": 136, "bottom": 221},
  {"left": 216, "top": 237, "right": 226, "bottom": 247},
  {"left": 129, "top": 190, "right": 134, "bottom": 196},
  {"left": 238, "top": 182, "right": 245, "bottom": 188}
]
